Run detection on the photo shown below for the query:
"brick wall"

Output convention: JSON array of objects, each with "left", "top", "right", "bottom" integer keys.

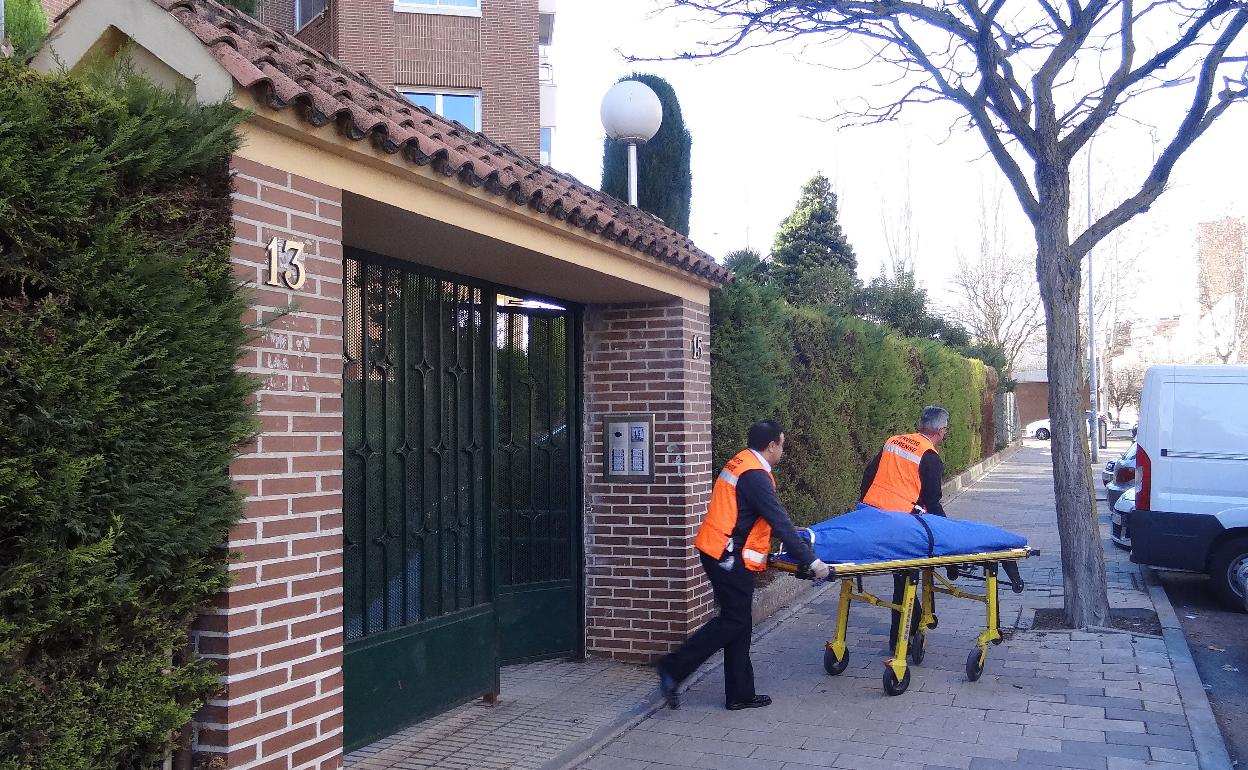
[
  {"left": 40, "top": 0, "right": 74, "bottom": 19},
  {"left": 394, "top": 12, "right": 482, "bottom": 90},
  {"left": 192, "top": 156, "right": 346, "bottom": 770},
  {"left": 260, "top": 0, "right": 295, "bottom": 35},
  {"left": 333, "top": 0, "right": 395, "bottom": 88},
  {"left": 480, "top": 0, "right": 540, "bottom": 158},
  {"left": 296, "top": 8, "right": 335, "bottom": 59},
  {"left": 582, "top": 299, "right": 715, "bottom": 662}
]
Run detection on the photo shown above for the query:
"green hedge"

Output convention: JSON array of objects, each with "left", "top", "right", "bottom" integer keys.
[
  {"left": 712, "top": 279, "right": 994, "bottom": 526},
  {"left": 0, "top": 60, "right": 252, "bottom": 768}
]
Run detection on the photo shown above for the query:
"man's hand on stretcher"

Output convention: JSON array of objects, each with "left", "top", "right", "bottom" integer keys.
[{"left": 809, "top": 559, "right": 830, "bottom": 580}]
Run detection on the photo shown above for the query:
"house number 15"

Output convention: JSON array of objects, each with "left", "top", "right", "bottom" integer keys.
[{"left": 265, "top": 237, "right": 307, "bottom": 290}]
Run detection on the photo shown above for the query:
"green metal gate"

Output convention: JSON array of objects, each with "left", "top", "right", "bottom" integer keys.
[
  {"left": 342, "top": 257, "right": 496, "bottom": 750},
  {"left": 495, "top": 306, "right": 580, "bottom": 663},
  {"left": 342, "top": 253, "right": 581, "bottom": 750}
]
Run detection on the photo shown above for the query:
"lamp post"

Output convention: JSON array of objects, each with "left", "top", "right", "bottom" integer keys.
[{"left": 600, "top": 80, "right": 663, "bottom": 207}]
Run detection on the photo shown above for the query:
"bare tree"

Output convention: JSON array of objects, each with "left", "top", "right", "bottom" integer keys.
[
  {"left": 650, "top": 0, "right": 1248, "bottom": 626},
  {"left": 1105, "top": 362, "right": 1145, "bottom": 421},
  {"left": 881, "top": 147, "right": 918, "bottom": 277},
  {"left": 950, "top": 186, "right": 1045, "bottom": 381}
]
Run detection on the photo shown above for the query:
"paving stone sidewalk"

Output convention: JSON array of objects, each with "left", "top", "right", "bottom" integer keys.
[
  {"left": 346, "top": 656, "right": 658, "bottom": 770},
  {"left": 580, "top": 443, "right": 1226, "bottom": 770}
]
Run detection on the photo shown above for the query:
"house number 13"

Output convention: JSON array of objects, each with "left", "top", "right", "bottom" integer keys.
[{"left": 265, "top": 237, "right": 307, "bottom": 290}]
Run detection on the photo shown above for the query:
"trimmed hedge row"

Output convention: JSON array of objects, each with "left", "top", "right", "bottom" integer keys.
[
  {"left": 0, "top": 60, "right": 252, "bottom": 768},
  {"left": 712, "top": 279, "right": 995, "bottom": 526}
]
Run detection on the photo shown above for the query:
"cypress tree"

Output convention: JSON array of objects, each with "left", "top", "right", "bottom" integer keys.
[
  {"left": 601, "top": 73, "right": 692, "bottom": 235},
  {"left": 0, "top": 58, "right": 253, "bottom": 768},
  {"left": 771, "top": 173, "right": 860, "bottom": 308}
]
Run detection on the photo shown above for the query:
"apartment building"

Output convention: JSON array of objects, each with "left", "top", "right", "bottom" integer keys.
[{"left": 257, "top": 0, "right": 555, "bottom": 162}]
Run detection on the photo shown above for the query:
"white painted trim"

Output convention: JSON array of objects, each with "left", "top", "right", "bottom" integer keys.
[{"left": 394, "top": 1, "right": 482, "bottom": 17}]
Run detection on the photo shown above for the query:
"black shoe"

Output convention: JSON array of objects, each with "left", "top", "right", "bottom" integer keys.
[
  {"left": 947, "top": 566, "right": 960, "bottom": 581},
  {"left": 658, "top": 667, "right": 680, "bottom": 710},
  {"left": 726, "top": 694, "right": 772, "bottom": 711}
]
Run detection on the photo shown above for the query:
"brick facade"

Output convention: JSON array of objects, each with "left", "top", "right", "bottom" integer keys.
[
  {"left": 394, "top": 12, "right": 482, "bottom": 90},
  {"left": 264, "top": 0, "right": 540, "bottom": 159},
  {"left": 193, "top": 156, "right": 346, "bottom": 770},
  {"left": 480, "top": 0, "right": 539, "bottom": 159},
  {"left": 41, "top": 0, "right": 74, "bottom": 18},
  {"left": 582, "top": 299, "right": 715, "bottom": 662}
]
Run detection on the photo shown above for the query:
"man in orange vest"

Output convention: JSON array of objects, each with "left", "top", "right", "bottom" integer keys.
[
  {"left": 860, "top": 405, "right": 950, "bottom": 648},
  {"left": 657, "top": 420, "right": 830, "bottom": 711}
]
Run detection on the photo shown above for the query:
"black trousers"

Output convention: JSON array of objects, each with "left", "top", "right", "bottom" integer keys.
[
  {"left": 660, "top": 551, "right": 756, "bottom": 704},
  {"left": 889, "top": 572, "right": 923, "bottom": 649}
]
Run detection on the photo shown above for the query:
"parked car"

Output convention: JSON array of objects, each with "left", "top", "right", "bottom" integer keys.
[
  {"left": 1105, "top": 442, "right": 1137, "bottom": 511},
  {"left": 1025, "top": 418, "right": 1051, "bottom": 440},
  {"left": 1111, "top": 485, "right": 1134, "bottom": 550},
  {"left": 1238, "top": 559, "right": 1248, "bottom": 614},
  {"left": 1130, "top": 365, "right": 1248, "bottom": 610},
  {"left": 1024, "top": 411, "right": 1108, "bottom": 443}
]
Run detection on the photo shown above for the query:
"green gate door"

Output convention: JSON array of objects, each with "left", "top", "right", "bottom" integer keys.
[
  {"left": 342, "top": 256, "right": 496, "bottom": 751},
  {"left": 495, "top": 305, "right": 580, "bottom": 663}
]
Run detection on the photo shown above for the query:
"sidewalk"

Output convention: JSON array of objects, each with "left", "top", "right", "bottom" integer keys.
[{"left": 579, "top": 443, "right": 1228, "bottom": 770}]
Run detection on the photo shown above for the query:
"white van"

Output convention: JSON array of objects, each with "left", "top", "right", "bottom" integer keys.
[{"left": 1130, "top": 365, "right": 1248, "bottom": 608}]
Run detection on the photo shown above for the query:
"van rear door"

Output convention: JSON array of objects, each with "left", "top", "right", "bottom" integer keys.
[{"left": 1162, "top": 374, "right": 1248, "bottom": 515}]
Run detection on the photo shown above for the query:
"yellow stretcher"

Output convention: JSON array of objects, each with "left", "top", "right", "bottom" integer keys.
[{"left": 770, "top": 546, "right": 1038, "bottom": 696}]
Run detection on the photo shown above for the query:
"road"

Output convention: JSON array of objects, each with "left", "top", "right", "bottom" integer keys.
[{"left": 1094, "top": 435, "right": 1248, "bottom": 767}]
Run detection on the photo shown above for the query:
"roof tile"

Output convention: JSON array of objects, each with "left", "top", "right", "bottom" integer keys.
[{"left": 143, "top": 0, "right": 728, "bottom": 285}]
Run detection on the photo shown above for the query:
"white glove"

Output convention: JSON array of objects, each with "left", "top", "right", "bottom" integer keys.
[{"left": 809, "top": 559, "right": 831, "bottom": 580}]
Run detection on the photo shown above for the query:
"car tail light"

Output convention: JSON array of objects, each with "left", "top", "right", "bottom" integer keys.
[
  {"left": 1136, "top": 446, "right": 1151, "bottom": 510},
  {"left": 1114, "top": 466, "right": 1136, "bottom": 485}
]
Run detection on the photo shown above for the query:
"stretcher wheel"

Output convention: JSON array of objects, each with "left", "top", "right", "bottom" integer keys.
[
  {"left": 966, "top": 648, "right": 986, "bottom": 682},
  {"left": 882, "top": 666, "right": 910, "bottom": 696},
  {"left": 909, "top": 632, "right": 926, "bottom": 665},
  {"left": 823, "top": 646, "right": 848, "bottom": 676}
]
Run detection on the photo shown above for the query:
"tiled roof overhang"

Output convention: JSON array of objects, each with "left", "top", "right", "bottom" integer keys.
[{"left": 152, "top": 0, "right": 730, "bottom": 285}]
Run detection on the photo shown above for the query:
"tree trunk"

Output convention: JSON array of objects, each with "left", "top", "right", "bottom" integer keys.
[{"left": 1035, "top": 181, "right": 1111, "bottom": 628}]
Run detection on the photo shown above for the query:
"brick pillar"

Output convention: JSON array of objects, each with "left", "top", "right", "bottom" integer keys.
[
  {"left": 192, "top": 156, "right": 345, "bottom": 770},
  {"left": 582, "top": 299, "right": 714, "bottom": 662}
]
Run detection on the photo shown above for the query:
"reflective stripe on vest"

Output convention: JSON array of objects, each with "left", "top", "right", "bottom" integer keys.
[
  {"left": 862, "top": 432, "right": 937, "bottom": 513},
  {"left": 694, "top": 450, "right": 775, "bottom": 571}
]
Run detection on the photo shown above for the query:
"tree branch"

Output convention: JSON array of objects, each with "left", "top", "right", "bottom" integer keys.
[{"left": 1071, "top": 7, "right": 1248, "bottom": 258}]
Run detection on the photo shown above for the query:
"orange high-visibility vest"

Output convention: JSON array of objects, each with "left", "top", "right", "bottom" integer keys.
[
  {"left": 862, "top": 432, "right": 938, "bottom": 513},
  {"left": 694, "top": 450, "right": 775, "bottom": 571}
]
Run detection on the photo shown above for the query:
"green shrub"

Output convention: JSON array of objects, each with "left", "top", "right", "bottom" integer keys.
[
  {"left": 0, "top": 59, "right": 252, "bottom": 769},
  {"left": 4, "top": 0, "right": 47, "bottom": 60},
  {"left": 711, "top": 279, "right": 993, "bottom": 526}
]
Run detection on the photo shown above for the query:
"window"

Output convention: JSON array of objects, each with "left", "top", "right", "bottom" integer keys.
[
  {"left": 400, "top": 90, "right": 482, "bottom": 132},
  {"left": 394, "top": 0, "right": 481, "bottom": 16},
  {"left": 295, "top": 0, "right": 327, "bottom": 30},
  {"left": 540, "top": 128, "right": 552, "bottom": 166}
]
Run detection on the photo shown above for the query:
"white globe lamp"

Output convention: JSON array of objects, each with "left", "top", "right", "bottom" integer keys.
[{"left": 600, "top": 80, "right": 663, "bottom": 206}]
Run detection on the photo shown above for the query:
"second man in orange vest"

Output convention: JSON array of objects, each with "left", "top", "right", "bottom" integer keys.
[
  {"left": 658, "top": 420, "right": 829, "bottom": 711},
  {"left": 860, "top": 405, "right": 951, "bottom": 648}
]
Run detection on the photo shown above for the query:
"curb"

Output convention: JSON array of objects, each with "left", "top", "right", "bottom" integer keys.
[
  {"left": 1140, "top": 565, "right": 1233, "bottom": 770},
  {"left": 547, "top": 443, "right": 1022, "bottom": 770}
]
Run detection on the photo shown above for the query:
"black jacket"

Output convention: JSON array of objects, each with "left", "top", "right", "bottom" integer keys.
[
  {"left": 727, "top": 468, "right": 818, "bottom": 566},
  {"left": 859, "top": 448, "right": 946, "bottom": 516}
]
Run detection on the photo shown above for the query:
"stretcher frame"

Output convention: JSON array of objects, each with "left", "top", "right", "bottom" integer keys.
[{"left": 770, "top": 546, "right": 1038, "bottom": 696}]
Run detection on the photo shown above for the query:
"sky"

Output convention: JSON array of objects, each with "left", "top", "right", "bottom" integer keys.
[{"left": 546, "top": 1, "right": 1248, "bottom": 319}]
